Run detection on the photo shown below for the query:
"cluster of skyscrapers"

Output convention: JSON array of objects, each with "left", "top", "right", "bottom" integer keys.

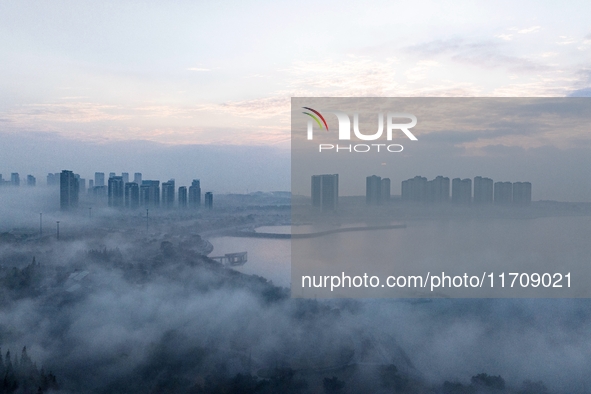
[
  {"left": 401, "top": 176, "right": 532, "bottom": 204},
  {"left": 0, "top": 173, "right": 36, "bottom": 186},
  {"left": 59, "top": 170, "right": 213, "bottom": 211},
  {"left": 311, "top": 173, "right": 532, "bottom": 211},
  {"left": 366, "top": 175, "right": 391, "bottom": 205}
]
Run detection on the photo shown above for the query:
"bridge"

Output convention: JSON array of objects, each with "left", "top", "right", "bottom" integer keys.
[{"left": 210, "top": 252, "right": 247, "bottom": 266}]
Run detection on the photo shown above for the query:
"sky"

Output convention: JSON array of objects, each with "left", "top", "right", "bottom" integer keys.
[{"left": 0, "top": 1, "right": 590, "bottom": 195}]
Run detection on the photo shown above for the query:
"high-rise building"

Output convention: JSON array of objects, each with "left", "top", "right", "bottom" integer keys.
[
  {"left": 134, "top": 173, "right": 142, "bottom": 184},
  {"left": 88, "top": 179, "right": 94, "bottom": 192},
  {"left": 125, "top": 182, "right": 140, "bottom": 209},
  {"left": 95, "top": 172, "right": 105, "bottom": 187},
  {"left": 77, "top": 177, "right": 86, "bottom": 192},
  {"left": 60, "top": 170, "right": 79, "bottom": 210},
  {"left": 512, "top": 182, "right": 532, "bottom": 205},
  {"left": 122, "top": 172, "right": 129, "bottom": 184},
  {"left": 161, "top": 179, "right": 175, "bottom": 209},
  {"left": 109, "top": 172, "right": 116, "bottom": 179},
  {"left": 140, "top": 180, "right": 160, "bottom": 207},
  {"left": 494, "top": 182, "right": 512, "bottom": 204},
  {"left": 473, "top": 176, "right": 493, "bottom": 204},
  {"left": 381, "top": 178, "right": 391, "bottom": 202},
  {"left": 73, "top": 174, "right": 84, "bottom": 195},
  {"left": 204, "top": 192, "right": 213, "bottom": 209},
  {"left": 451, "top": 178, "right": 471, "bottom": 204},
  {"left": 189, "top": 179, "right": 201, "bottom": 208},
  {"left": 26, "top": 175, "right": 36, "bottom": 186},
  {"left": 366, "top": 175, "right": 382, "bottom": 205},
  {"left": 426, "top": 176, "right": 450, "bottom": 203},
  {"left": 11, "top": 173, "right": 20, "bottom": 186},
  {"left": 178, "top": 186, "right": 187, "bottom": 208},
  {"left": 0, "top": 174, "right": 3, "bottom": 186},
  {"left": 311, "top": 174, "right": 339, "bottom": 211},
  {"left": 108, "top": 176, "right": 125, "bottom": 207},
  {"left": 401, "top": 176, "right": 428, "bottom": 202},
  {"left": 47, "top": 173, "right": 60, "bottom": 186}
]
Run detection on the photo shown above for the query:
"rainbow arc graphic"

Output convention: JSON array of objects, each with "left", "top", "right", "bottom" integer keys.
[{"left": 302, "top": 107, "right": 329, "bottom": 131}]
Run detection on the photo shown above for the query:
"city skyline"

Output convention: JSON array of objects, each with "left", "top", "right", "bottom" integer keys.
[
  {"left": 0, "top": 169, "right": 542, "bottom": 206},
  {"left": 60, "top": 170, "right": 211, "bottom": 211},
  {"left": 310, "top": 173, "right": 534, "bottom": 206}
]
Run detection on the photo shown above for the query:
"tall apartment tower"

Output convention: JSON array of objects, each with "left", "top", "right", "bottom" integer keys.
[
  {"left": 60, "top": 170, "right": 79, "bottom": 210},
  {"left": 26, "top": 175, "right": 36, "bottom": 186},
  {"left": 11, "top": 173, "right": 20, "bottom": 186},
  {"left": 133, "top": 172, "right": 142, "bottom": 185},
  {"left": 161, "top": 180, "right": 176, "bottom": 209},
  {"left": 381, "top": 178, "right": 391, "bottom": 202},
  {"left": 140, "top": 180, "right": 160, "bottom": 207},
  {"left": 125, "top": 182, "right": 140, "bottom": 209},
  {"left": 366, "top": 175, "right": 382, "bottom": 205},
  {"left": 47, "top": 173, "right": 59, "bottom": 186},
  {"left": 188, "top": 179, "right": 201, "bottom": 208},
  {"left": 512, "top": 182, "right": 532, "bottom": 205},
  {"left": 311, "top": 174, "right": 339, "bottom": 211},
  {"left": 122, "top": 172, "right": 129, "bottom": 184},
  {"left": 76, "top": 176, "right": 86, "bottom": 193},
  {"left": 494, "top": 182, "right": 513, "bottom": 204},
  {"left": 426, "top": 176, "right": 450, "bottom": 203},
  {"left": 108, "top": 176, "right": 125, "bottom": 207},
  {"left": 473, "top": 176, "right": 494, "bottom": 204},
  {"left": 401, "top": 176, "right": 428, "bottom": 202},
  {"left": 178, "top": 186, "right": 188, "bottom": 208},
  {"left": 204, "top": 192, "right": 213, "bottom": 209},
  {"left": 95, "top": 172, "right": 105, "bottom": 187},
  {"left": 452, "top": 178, "right": 472, "bottom": 204}
]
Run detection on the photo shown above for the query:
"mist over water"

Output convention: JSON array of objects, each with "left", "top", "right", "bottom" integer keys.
[{"left": 0, "top": 187, "right": 591, "bottom": 393}]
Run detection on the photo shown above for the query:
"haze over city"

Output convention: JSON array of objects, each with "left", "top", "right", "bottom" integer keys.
[
  {"left": 1, "top": 2, "right": 591, "bottom": 393},
  {"left": 1, "top": 1, "right": 591, "bottom": 197}
]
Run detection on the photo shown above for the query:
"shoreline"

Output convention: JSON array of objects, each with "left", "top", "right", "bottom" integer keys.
[{"left": 225, "top": 223, "right": 407, "bottom": 239}]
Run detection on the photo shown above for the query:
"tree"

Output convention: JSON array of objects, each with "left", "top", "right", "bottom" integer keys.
[
  {"left": 471, "top": 373, "right": 505, "bottom": 390},
  {"left": 379, "top": 364, "right": 408, "bottom": 392},
  {"left": 323, "top": 376, "right": 345, "bottom": 393}
]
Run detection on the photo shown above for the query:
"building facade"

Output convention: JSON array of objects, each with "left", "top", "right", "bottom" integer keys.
[
  {"left": 204, "top": 191, "right": 213, "bottom": 209},
  {"left": 474, "top": 176, "right": 493, "bottom": 204},
  {"left": 108, "top": 176, "right": 125, "bottom": 207},
  {"left": 161, "top": 179, "right": 175, "bottom": 209},
  {"left": 60, "top": 170, "right": 79, "bottom": 210},
  {"left": 311, "top": 174, "right": 339, "bottom": 211},
  {"left": 178, "top": 186, "right": 187, "bottom": 208},
  {"left": 189, "top": 179, "right": 201, "bottom": 208},
  {"left": 366, "top": 175, "right": 382, "bottom": 205},
  {"left": 452, "top": 178, "right": 472, "bottom": 204}
]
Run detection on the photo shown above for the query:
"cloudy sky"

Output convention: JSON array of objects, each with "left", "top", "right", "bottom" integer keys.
[
  {"left": 0, "top": 1, "right": 590, "bottom": 195},
  {"left": 1, "top": 0, "right": 590, "bottom": 144}
]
